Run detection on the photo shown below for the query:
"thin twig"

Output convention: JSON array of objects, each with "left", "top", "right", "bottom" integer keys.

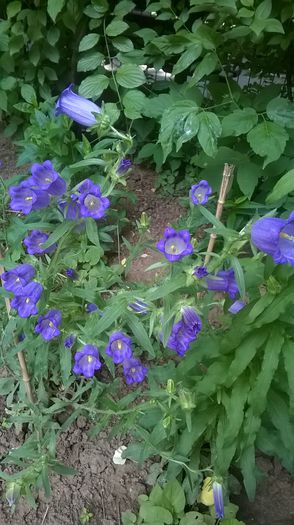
[
  {"left": 40, "top": 504, "right": 50, "bottom": 525},
  {"left": 204, "top": 163, "right": 235, "bottom": 266},
  {"left": 0, "top": 254, "right": 35, "bottom": 404}
]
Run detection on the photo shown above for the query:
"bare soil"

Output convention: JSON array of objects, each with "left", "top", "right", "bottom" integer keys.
[{"left": 1, "top": 137, "right": 294, "bottom": 525}]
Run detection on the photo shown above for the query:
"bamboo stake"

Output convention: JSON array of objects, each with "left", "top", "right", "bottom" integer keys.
[
  {"left": 204, "top": 163, "right": 235, "bottom": 266},
  {"left": 0, "top": 257, "right": 35, "bottom": 404}
]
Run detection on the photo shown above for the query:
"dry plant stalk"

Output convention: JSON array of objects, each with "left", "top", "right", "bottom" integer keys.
[
  {"left": 204, "top": 163, "right": 235, "bottom": 266},
  {"left": 0, "top": 256, "right": 35, "bottom": 404}
]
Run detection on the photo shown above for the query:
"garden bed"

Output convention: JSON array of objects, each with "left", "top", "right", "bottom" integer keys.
[{"left": 1, "top": 137, "right": 294, "bottom": 525}]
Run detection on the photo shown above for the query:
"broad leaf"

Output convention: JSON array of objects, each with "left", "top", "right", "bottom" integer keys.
[
  {"left": 222, "top": 108, "right": 258, "bottom": 137},
  {"left": 78, "top": 75, "right": 109, "bottom": 98},
  {"left": 190, "top": 52, "right": 218, "bottom": 84},
  {"left": 77, "top": 52, "right": 103, "bottom": 72},
  {"left": 79, "top": 33, "right": 99, "bottom": 52},
  {"left": 197, "top": 111, "right": 222, "bottom": 156},
  {"left": 47, "top": 0, "right": 65, "bottom": 22},
  {"left": 237, "top": 162, "right": 261, "bottom": 198},
  {"left": 266, "top": 96, "right": 294, "bottom": 129},
  {"left": 162, "top": 480, "right": 185, "bottom": 514},
  {"left": 247, "top": 121, "right": 288, "bottom": 167},
  {"left": 116, "top": 64, "right": 146, "bottom": 88},
  {"left": 105, "top": 19, "right": 129, "bottom": 37},
  {"left": 139, "top": 502, "right": 173, "bottom": 524},
  {"left": 123, "top": 90, "right": 146, "bottom": 119},
  {"left": 173, "top": 45, "right": 202, "bottom": 75}
]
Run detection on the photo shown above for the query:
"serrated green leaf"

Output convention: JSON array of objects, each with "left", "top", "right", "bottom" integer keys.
[
  {"left": 116, "top": 64, "right": 146, "bottom": 88},
  {"left": 21, "top": 84, "right": 36, "bottom": 104},
  {"left": 114, "top": 1, "right": 136, "bottom": 17},
  {"left": 247, "top": 121, "right": 288, "bottom": 167},
  {"left": 162, "top": 480, "right": 185, "bottom": 514},
  {"left": 139, "top": 503, "right": 173, "bottom": 524},
  {"left": 112, "top": 36, "right": 134, "bottom": 52},
  {"left": 266, "top": 97, "right": 294, "bottom": 129},
  {"left": 225, "top": 330, "right": 268, "bottom": 387},
  {"left": 105, "top": 19, "right": 129, "bottom": 37},
  {"left": 237, "top": 162, "right": 261, "bottom": 198},
  {"left": 231, "top": 257, "right": 245, "bottom": 299},
  {"left": 190, "top": 52, "right": 218, "bottom": 84},
  {"left": 123, "top": 89, "right": 146, "bottom": 119},
  {"left": 0, "top": 377, "right": 15, "bottom": 395},
  {"left": 222, "top": 108, "right": 258, "bottom": 137},
  {"left": 77, "top": 52, "right": 103, "bottom": 72},
  {"left": 59, "top": 343, "right": 72, "bottom": 384},
  {"left": 43, "top": 222, "right": 72, "bottom": 248},
  {"left": 239, "top": 445, "right": 256, "bottom": 501},
  {"left": 86, "top": 218, "right": 100, "bottom": 247},
  {"left": 248, "top": 330, "right": 283, "bottom": 414},
  {"left": 197, "top": 111, "right": 222, "bottom": 156},
  {"left": 47, "top": 0, "right": 65, "bottom": 22},
  {"left": 79, "top": 33, "right": 99, "bottom": 52},
  {"left": 173, "top": 45, "right": 202, "bottom": 75},
  {"left": 78, "top": 74, "right": 109, "bottom": 98},
  {"left": 126, "top": 313, "right": 155, "bottom": 356}
]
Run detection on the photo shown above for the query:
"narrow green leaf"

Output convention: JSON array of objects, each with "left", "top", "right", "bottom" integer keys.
[
  {"left": 43, "top": 222, "right": 72, "bottom": 248},
  {"left": 283, "top": 339, "right": 294, "bottom": 414},
  {"left": 230, "top": 257, "right": 246, "bottom": 299},
  {"left": 225, "top": 330, "right": 268, "bottom": 387},
  {"left": 197, "top": 111, "right": 222, "bottom": 157},
  {"left": 86, "top": 218, "right": 100, "bottom": 247},
  {"left": 266, "top": 168, "right": 294, "bottom": 203},
  {"left": 126, "top": 313, "right": 155, "bottom": 356}
]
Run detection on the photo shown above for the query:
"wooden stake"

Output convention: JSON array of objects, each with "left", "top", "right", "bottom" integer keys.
[
  {"left": 204, "top": 163, "right": 235, "bottom": 266},
  {"left": 0, "top": 257, "right": 35, "bottom": 404}
]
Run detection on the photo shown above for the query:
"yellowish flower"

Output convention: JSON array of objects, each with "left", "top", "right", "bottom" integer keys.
[{"left": 200, "top": 477, "right": 214, "bottom": 506}]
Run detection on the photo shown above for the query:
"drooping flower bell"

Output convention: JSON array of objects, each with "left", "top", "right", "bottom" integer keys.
[
  {"left": 167, "top": 307, "right": 202, "bottom": 357},
  {"left": 105, "top": 331, "right": 133, "bottom": 364},
  {"left": 23, "top": 230, "right": 56, "bottom": 255},
  {"left": 9, "top": 180, "right": 50, "bottom": 215},
  {"left": 35, "top": 309, "right": 62, "bottom": 341},
  {"left": 206, "top": 268, "right": 239, "bottom": 299},
  {"left": 56, "top": 84, "right": 101, "bottom": 127},
  {"left": 157, "top": 228, "right": 193, "bottom": 262},
  {"left": 64, "top": 334, "right": 76, "bottom": 349},
  {"left": 65, "top": 268, "right": 78, "bottom": 280},
  {"left": 85, "top": 303, "right": 99, "bottom": 313},
  {"left": 77, "top": 179, "right": 110, "bottom": 220},
  {"left": 213, "top": 481, "right": 225, "bottom": 519},
  {"left": 128, "top": 299, "right": 149, "bottom": 314},
  {"left": 193, "top": 265, "right": 208, "bottom": 279},
  {"left": 190, "top": 180, "right": 212, "bottom": 205},
  {"left": 11, "top": 282, "right": 43, "bottom": 318},
  {"left": 28, "top": 160, "right": 66, "bottom": 196},
  {"left": 251, "top": 212, "right": 294, "bottom": 266},
  {"left": 228, "top": 299, "right": 246, "bottom": 314},
  {"left": 123, "top": 357, "right": 148, "bottom": 385},
  {"left": 73, "top": 345, "right": 102, "bottom": 378},
  {"left": 2, "top": 263, "right": 36, "bottom": 294},
  {"left": 117, "top": 159, "right": 132, "bottom": 175}
]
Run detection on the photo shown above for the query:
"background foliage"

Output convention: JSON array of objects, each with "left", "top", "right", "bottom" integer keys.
[{"left": 1, "top": 0, "right": 294, "bottom": 197}]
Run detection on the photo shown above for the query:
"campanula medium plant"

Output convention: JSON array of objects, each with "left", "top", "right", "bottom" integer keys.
[{"left": 2, "top": 85, "right": 294, "bottom": 515}]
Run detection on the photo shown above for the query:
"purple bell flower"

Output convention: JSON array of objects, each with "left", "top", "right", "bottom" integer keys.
[
  {"left": 29, "top": 160, "right": 66, "bottom": 196},
  {"left": 105, "top": 331, "right": 133, "bottom": 364},
  {"left": 64, "top": 334, "right": 76, "bottom": 349},
  {"left": 228, "top": 299, "right": 246, "bottom": 315},
  {"left": 23, "top": 230, "right": 56, "bottom": 255},
  {"left": 65, "top": 268, "right": 78, "bottom": 280},
  {"left": 35, "top": 309, "right": 62, "bottom": 341},
  {"left": 193, "top": 265, "right": 208, "bottom": 279},
  {"left": 157, "top": 228, "right": 193, "bottom": 262},
  {"left": 77, "top": 179, "right": 110, "bottom": 220},
  {"left": 128, "top": 300, "right": 149, "bottom": 314},
  {"left": 123, "top": 357, "right": 148, "bottom": 385},
  {"left": 190, "top": 180, "right": 212, "bottom": 205},
  {"left": 167, "top": 307, "right": 202, "bottom": 357},
  {"left": 56, "top": 84, "right": 101, "bottom": 127},
  {"left": 206, "top": 268, "right": 239, "bottom": 299},
  {"left": 11, "top": 282, "right": 43, "bottom": 318},
  {"left": 117, "top": 159, "right": 132, "bottom": 174},
  {"left": 86, "top": 303, "right": 98, "bottom": 313},
  {"left": 62, "top": 194, "right": 81, "bottom": 221},
  {"left": 213, "top": 481, "right": 225, "bottom": 519},
  {"left": 2, "top": 263, "right": 36, "bottom": 294},
  {"left": 73, "top": 345, "right": 102, "bottom": 378},
  {"left": 9, "top": 181, "right": 50, "bottom": 214},
  {"left": 182, "top": 306, "right": 202, "bottom": 334},
  {"left": 251, "top": 212, "right": 294, "bottom": 266},
  {"left": 167, "top": 320, "right": 196, "bottom": 356}
]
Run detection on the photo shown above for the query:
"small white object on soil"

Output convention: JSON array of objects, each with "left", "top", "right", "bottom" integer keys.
[{"left": 112, "top": 445, "right": 127, "bottom": 465}]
